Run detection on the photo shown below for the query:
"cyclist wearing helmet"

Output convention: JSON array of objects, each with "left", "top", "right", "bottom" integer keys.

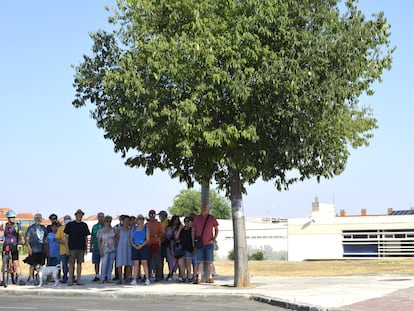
[{"left": 0, "top": 210, "right": 25, "bottom": 285}]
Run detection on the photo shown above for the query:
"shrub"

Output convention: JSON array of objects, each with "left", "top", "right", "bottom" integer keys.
[
  {"left": 248, "top": 250, "right": 265, "bottom": 261},
  {"left": 228, "top": 249, "right": 235, "bottom": 260},
  {"left": 228, "top": 249, "right": 265, "bottom": 261}
]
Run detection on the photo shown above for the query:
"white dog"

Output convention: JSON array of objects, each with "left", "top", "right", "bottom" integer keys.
[{"left": 35, "top": 264, "right": 61, "bottom": 287}]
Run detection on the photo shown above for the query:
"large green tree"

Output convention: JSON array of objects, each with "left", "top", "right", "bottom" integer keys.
[
  {"left": 170, "top": 189, "right": 231, "bottom": 219},
  {"left": 72, "top": 0, "right": 393, "bottom": 287}
]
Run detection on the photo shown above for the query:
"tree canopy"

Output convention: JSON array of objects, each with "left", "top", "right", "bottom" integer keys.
[
  {"left": 169, "top": 189, "right": 231, "bottom": 219},
  {"left": 73, "top": 0, "right": 393, "bottom": 194}
]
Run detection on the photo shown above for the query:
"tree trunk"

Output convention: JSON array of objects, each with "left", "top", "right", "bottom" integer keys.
[
  {"left": 229, "top": 168, "right": 250, "bottom": 288},
  {"left": 201, "top": 181, "right": 210, "bottom": 281},
  {"left": 201, "top": 181, "right": 210, "bottom": 207}
]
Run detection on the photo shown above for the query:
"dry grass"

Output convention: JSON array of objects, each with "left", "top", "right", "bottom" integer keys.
[
  {"left": 19, "top": 259, "right": 414, "bottom": 278},
  {"left": 214, "top": 259, "right": 414, "bottom": 277}
]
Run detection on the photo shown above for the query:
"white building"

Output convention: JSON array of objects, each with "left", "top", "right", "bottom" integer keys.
[
  {"left": 288, "top": 198, "right": 414, "bottom": 261},
  {"left": 215, "top": 218, "right": 288, "bottom": 260}
]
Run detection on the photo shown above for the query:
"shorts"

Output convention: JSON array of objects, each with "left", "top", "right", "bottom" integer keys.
[
  {"left": 184, "top": 250, "right": 193, "bottom": 260},
  {"left": 92, "top": 250, "right": 101, "bottom": 264},
  {"left": 23, "top": 252, "right": 45, "bottom": 266},
  {"left": 196, "top": 243, "right": 214, "bottom": 263},
  {"left": 68, "top": 249, "right": 85, "bottom": 265},
  {"left": 131, "top": 245, "right": 149, "bottom": 261},
  {"left": 2, "top": 244, "right": 19, "bottom": 261}
]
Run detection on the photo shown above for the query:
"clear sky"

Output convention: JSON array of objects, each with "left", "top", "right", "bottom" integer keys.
[{"left": 1, "top": 1, "right": 412, "bottom": 220}]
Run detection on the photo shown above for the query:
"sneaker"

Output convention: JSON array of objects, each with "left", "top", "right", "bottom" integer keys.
[
  {"left": 144, "top": 279, "right": 150, "bottom": 286},
  {"left": 178, "top": 277, "right": 184, "bottom": 282},
  {"left": 19, "top": 279, "right": 26, "bottom": 286},
  {"left": 166, "top": 273, "right": 173, "bottom": 281},
  {"left": 92, "top": 276, "right": 100, "bottom": 282},
  {"left": 129, "top": 279, "right": 137, "bottom": 285}
]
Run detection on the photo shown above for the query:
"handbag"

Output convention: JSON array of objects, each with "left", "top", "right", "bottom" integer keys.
[
  {"left": 194, "top": 215, "right": 210, "bottom": 249},
  {"left": 174, "top": 241, "right": 185, "bottom": 259}
]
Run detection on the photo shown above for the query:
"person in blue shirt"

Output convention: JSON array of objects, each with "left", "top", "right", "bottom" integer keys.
[
  {"left": 25, "top": 213, "right": 48, "bottom": 284},
  {"left": 47, "top": 223, "right": 60, "bottom": 266}
]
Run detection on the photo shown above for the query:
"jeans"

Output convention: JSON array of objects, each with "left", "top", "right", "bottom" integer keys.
[
  {"left": 60, "top": 254, "right": 69, "bottom": 281},
  {"left": 48, "top": 256, "right": 60, "bottom": 266},
  {"left": 149, "top": 249, "right": 163, "bottom": 280},
  {"left": 100, "top": 251, "right": 116, "bottom": 281}
]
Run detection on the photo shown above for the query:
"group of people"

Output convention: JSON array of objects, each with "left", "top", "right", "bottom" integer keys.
[
  {"left": 0, "top": 204, "right": 219, "bottom": 287},
  {"left": 0, "top": 209, "right": 92, "bottom": 286}
]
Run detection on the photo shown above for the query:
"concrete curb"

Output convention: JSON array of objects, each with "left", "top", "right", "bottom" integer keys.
[{"left": 0, "top": 285, "right": 335, "bottom": 311}]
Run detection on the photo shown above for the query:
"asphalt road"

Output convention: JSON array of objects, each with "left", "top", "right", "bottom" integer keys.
[{"left": 0, "top": 295, "right": 287, "bottom": 310}]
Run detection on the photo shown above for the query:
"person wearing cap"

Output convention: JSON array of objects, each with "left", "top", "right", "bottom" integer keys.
[
  {"left": 64, "top": 209, "right": 90, "bottom": 286},
  {"left": 0, "top": 210, "right": 25, "bottom": 286},
  {"left": 90, "top": 212, "right": 105, "bottom": 282},
  {"left": 25, "top": 213, "right": 48, "bottom": 284},
  {"left": 55, "top": 215, "right": 72, "bottom": 283},
  {"left": 146, "top": 209, "right": 165, "bottom": 281}
]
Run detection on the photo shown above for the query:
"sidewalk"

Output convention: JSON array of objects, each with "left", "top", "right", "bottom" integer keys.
[{"left": 0, "top": 273, "right": 413, "bottom": 311}]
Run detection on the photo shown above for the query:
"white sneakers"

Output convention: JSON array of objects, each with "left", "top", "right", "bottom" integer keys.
[{"left": 130, "top": 278, "right": 150, "bottom": 286}]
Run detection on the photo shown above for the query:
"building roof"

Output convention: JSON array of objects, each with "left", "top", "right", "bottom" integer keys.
[
  {"left": 16, "top": 212, "right": 34, "bottom": 219},
  {"left": 390, "top": 210, "right": 414, "bottom": 215}
]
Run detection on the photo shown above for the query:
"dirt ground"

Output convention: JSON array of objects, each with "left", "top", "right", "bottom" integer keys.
[
  {"left": 31, "top": 258, "right": 414, "bottom": 278},
  {"left": 214, "top": 259, "right": 414, "bottom": 277}
]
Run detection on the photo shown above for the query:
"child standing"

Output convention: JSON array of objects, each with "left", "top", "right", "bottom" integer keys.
[{"left": 47, "top": 223, "right": 60, "bottom": 266}]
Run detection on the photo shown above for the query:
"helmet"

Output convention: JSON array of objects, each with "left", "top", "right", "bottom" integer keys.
[{"left": 6, "top": 210, "right": 16, "bottom": 218}]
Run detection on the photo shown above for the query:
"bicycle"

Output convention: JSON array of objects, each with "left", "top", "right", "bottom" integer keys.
[{"left": 1, "top": 244, "right": 18, "bottom": 287}]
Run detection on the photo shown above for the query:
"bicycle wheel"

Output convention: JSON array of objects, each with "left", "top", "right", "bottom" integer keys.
[{"left": 9, "top": 260, "right": 17, "bottom": 284}]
